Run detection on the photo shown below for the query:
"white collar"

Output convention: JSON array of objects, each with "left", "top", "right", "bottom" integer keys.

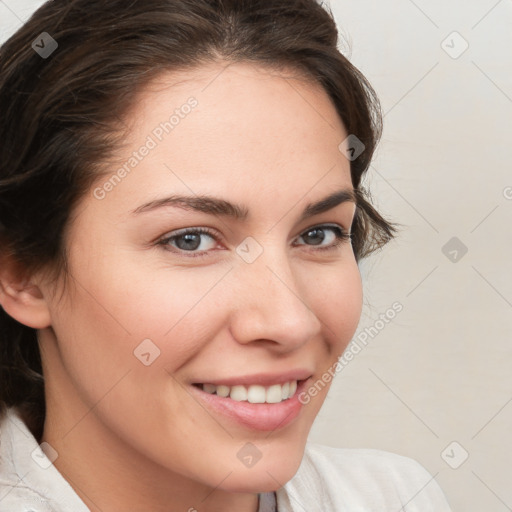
[{"left": 0, "top": 407, "right": 90, "bottom": 511}]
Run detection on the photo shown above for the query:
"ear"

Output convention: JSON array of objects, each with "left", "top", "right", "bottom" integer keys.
[{"left": 0, "top": 256, "right": 52, "bottom": 329}]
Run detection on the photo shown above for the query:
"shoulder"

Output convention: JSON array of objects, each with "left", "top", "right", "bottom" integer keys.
[
  {"left": 276, "top": 443, "right": 452, "bottom": 512},
  {"left": 0, "top": 486, "right": 55, "bottom": 512},
  {"left": 303, "top": 442, "right": 437, "bottom": 482},
  {"left": 0, "top": 409, "right": 46, "bottom": 511},
  {"left": 0, "top": 407, "right": 89, "bottom": 512}
]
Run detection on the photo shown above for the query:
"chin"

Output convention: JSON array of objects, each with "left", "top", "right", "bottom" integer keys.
[
  {"left": 220, "top": 470, "right": 297, "bottom": 494},
  {"left": 217, "top": 446, "right": 305, "bottom": 493}
]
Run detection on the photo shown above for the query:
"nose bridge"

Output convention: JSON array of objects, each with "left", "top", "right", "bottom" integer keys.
[{"left": 229, "top": 241, "right": 323, "bottom": 347}]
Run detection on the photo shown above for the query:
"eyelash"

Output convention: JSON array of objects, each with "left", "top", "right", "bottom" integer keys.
[{"left": 156, "top": 224, "right": 352, "bottom": 259}]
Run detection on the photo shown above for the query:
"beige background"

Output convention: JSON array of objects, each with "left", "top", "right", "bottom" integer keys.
[
  {"left": 316, "top": 2, "right": 512, "bottom": 511},
  {"left": 2, "top": 1, "right": 511, "bottom": 510}
]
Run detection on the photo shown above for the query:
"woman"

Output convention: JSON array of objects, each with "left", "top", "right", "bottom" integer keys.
[{"left": 0, "top": 1, "right": 452, "bottom": 510}]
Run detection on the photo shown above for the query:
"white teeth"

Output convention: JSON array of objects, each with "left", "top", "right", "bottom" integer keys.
[
  {"left": 230, "top": 385, "right": 248, "bottom": 402},
  {"left": 281, "top": 382, "right": 290, "bottom": 401},
  {"left": 267, "top": 384, "right": 283, "bottom": 404},
  {"left": 200, "top": 380, "right": 299, "bottom": 404},
  {"left": 247, "top": 385, "right": 266, "bottom": 404}
]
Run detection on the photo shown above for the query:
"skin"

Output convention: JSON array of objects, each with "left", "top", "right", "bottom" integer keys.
[{"left": 0, "top": 61, "right": 363, "bottom": 512}]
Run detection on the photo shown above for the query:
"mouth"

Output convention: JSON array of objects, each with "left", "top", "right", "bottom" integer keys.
[
  {"left": 189, "top": 377, "right": 313, "bottom": 432},
  {"left": 192, "top": 379, "right": 302, "bottom": 404},
  {"left": 190, "top": 368, "right": 313, "bottom": 404}
]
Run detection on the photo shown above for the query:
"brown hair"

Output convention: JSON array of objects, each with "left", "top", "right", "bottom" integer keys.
[{"left": 0, "top": 0, "right": 398, "bottom": 440}]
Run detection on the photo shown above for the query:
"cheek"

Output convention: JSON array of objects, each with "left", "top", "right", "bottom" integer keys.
[
  {"left": 290, "top": 259, "right": 361, "bottom": 415},
  {"left": 306, "top": 258, "right": 363, "bottom": 353},
  {"left": 52, "top": 256, "right": 229, "bottom": 383},
  {"left": 47, "top": 256, "right": 230, "bottom": 460}
]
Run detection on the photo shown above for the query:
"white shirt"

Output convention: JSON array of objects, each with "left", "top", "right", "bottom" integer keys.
[{"left": 0, "top": 408, "right": 452, "bottom": 511}]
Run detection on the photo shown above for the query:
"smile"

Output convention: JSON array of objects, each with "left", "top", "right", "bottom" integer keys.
[
  {"left": 194, "top": 380, "right": 298, "bottom": 404},
  {"left": 189, "top": 377, "right": 312, "bottom": 431}
]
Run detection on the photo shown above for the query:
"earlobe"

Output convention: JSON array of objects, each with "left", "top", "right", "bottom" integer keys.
[{"left": 0, "top": 269, "right": 52, "bottom": 329}]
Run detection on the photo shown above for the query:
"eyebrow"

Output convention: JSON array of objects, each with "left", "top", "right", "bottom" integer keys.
[{"left": 131, "top": 187, "right": 357, "bottom": 223}]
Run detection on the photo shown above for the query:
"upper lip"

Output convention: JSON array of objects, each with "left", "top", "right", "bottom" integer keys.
[{"left": 193, "top": 369, "right": 313, "bottom": 387}]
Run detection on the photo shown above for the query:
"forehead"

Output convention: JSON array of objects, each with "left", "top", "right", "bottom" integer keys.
[
  {"left": 122, "top": 60, "right": 347, "bottom": 155},
  {"left": 88, "top": 61, "right": 353, "bottom": 219}
]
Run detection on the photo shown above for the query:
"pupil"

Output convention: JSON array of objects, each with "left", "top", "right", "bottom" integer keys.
[
  {"left": 305, "top": 228, "right": 324, "bottom": 245},
  {"left": 177, "top": 233, "right": 201, "bottom": 250}
]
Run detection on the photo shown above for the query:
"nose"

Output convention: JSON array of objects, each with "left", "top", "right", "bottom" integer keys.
[{"left": 228, "top": 245, "right": 323, "bottom": 351}]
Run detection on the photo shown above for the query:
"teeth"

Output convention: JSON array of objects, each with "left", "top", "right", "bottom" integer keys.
[
  {"left": 200, "top": 380, "right": 299, "bottom": 404},
  {"left": 267, "top": 384, "right": 283, "bottom": 404},
  {"left": 203, "top": 383, "right": 217, "bottom": 394},
  {"left": 281, "top": 382, "right": 289, "bottom": 401},
  {"left": 230, "top": 385, "right": 247, "bottom": 402},
  {"left": 216, "top": 385, "right": 230, "bottom": 398}
]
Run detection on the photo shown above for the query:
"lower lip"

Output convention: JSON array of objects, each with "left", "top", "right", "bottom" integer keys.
[{"left": 189, "top": 378, "right": 311, "bottom": 432}]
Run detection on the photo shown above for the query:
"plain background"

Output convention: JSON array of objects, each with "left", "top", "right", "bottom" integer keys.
[{"left": 1, "top": 1, "right": 511, "bottom": 510}]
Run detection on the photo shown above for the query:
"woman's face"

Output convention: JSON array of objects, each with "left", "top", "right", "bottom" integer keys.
[{"left": 40, "top": 62, "right": 363, "bottom": 494}]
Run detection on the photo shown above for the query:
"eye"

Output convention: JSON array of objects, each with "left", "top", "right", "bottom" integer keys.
[
  {"left": 294, "top": 224, "right": 352, "bottom": 251},
  {"left": 156, "top": 224, "right": 351, "bottom": 259},
  {"left": 157, "top": 227, "right": 219, "bottom": 257}
]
